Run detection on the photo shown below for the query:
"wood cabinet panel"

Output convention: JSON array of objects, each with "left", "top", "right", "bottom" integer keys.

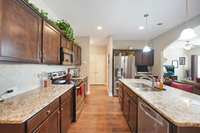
[
  {"left": 27, "top": 98, "right": 59, "bottom": 133},
  {"left": 33, "top": 118, "right": 48, "bottom": 133},
  {"left": 33, "top": 109, "right": 60, "bottom": 133},
  {"left": 121, "top": 85, "right": 138, "bottom": 133},
  {"left": 48, "top": 109, "right": 60, "bottom": 133},
  {"left": 73, "top": 44, "right": 81, "bottom": 65},
  {"left": 135, "top": 50, "right": 143, "bottom": 65},
  {"left": 42, "top": 21, "right": 60, "bottom": 64},
  {"left": 61, "top": 90, "right": 72, "bottom": 133},
  {"left": 143, "top": 50, "right": 154, "bottom": 66},
  {"left": 135, "top": 49, "right": 154, "bottom": 66},
  {"left": 61, "top": 36, "right": 73, "bottom": 51},
  {"left": 123, "top": 89, "right": 129, "bottom": 121},
  {"left": 128, "top": 98, "right": 137, "bottom": 133},
  {"left": 0, "top": 0, "right": 42, "bottom": 63}
]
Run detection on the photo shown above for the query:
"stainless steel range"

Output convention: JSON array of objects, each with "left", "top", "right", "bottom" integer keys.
[{"left": 48, "top": 71, "right": 85, "bottom": 122}]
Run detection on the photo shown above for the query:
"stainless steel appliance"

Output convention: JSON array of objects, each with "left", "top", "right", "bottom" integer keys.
[
  {"left": 70, "top": 68, "right": 80, "bottom": 78},
  {"left": 49, "top": 71, "right": 85, "bottom": 122},
  {"left": 60, "top": 47, "right": 73, "bottom": 65},
  {"left": 113, "top": 50, "right": 136, "bottom": 96},
  {"left": 138, "top": 100, "right": 170, "bottom": 133}
]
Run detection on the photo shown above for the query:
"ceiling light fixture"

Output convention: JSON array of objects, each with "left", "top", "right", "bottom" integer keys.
[
  {"left": 143, "top": 14, "right": 151, "bottom": 53},
  {"left": 178, "top": 0, "right": 197, "bottom": 41},
  {"left": 184, "top": 41, "right": 193, "bottom": 50},
  {"left": 138, "top": 26, "right": 144, "bottom": 30},
  {"left": 97, "top": 26, "right": 103, "bottom": 30}
]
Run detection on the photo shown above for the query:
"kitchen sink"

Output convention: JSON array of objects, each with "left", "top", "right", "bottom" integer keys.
[{"left": 132, "top": 83, "right": 166, "bottom": 92}]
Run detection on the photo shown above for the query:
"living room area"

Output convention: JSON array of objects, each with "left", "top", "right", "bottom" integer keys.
[{"left": 162, "top": 25, "right": 200, "bottom": 95}]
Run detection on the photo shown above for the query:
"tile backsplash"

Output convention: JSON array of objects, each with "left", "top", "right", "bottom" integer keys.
[{"left": 0, "top": 64, "right": 72, "bottom": 97}]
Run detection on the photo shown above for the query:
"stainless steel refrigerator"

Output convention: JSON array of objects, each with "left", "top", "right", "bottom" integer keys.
[{"left": 113, "top": 51, "right": 136, "bottom": 96}]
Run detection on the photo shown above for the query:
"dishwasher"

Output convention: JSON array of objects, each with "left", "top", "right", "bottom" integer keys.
[{"left": 138, "top": 100, "right": 170, "bottom": 133}]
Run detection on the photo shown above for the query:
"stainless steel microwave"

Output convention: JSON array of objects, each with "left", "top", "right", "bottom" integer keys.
[{"left": 60, "top": 47, "right": 73, "bottom": 65}]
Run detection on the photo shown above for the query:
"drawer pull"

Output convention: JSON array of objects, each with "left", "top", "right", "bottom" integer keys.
[
  {"left": 46, "top": 110, "right": 51, "bottom": 115},
  {"left": 61, "top": 108, "right": 64, "bottom": 111}
]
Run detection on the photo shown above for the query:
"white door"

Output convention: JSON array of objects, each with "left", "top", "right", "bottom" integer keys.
[
  {"left": 89, "top": 51, "right": 106, "bottom": 85},
  {"left": 95, "top": 54, "right": 106, "bottom": 84}
]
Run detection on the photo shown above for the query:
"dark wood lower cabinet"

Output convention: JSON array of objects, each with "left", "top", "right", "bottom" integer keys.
[
  {"left": 61, "top": 93, "right": 72, "bottom": 133},
  {"left": 123, "top": 90, "right": 129, "bottom": 121},
  {"left": 33, "top": 109, "right": 60, "bottom": 133},
  {"left": 128, "top": 98, "right": 137, "bottom": 133},
  {"left": 33, "top": 118, "right": 48, "bottom": 133},
  {"left": 48, "top": 109, "right": 60, "bottom": 133}
]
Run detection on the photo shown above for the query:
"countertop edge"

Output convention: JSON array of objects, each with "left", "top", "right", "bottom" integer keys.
[{"left": 0, "top": 85, "right": 74, "bottom": 124}]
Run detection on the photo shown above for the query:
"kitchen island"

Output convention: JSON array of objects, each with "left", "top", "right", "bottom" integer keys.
[
  {"left": 119, "top": 79, "right": 200, "bottom": 133},
  {"left": 0, "top": 84, "right": 74, "bottom": 133}
]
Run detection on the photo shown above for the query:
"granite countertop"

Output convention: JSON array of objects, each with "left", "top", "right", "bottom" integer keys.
[
  {"left": 120, "top": 79, "right": 200, "bottom": 127},
  {"left": 0, "top": 84, "right": 73, "bottom": 124}
]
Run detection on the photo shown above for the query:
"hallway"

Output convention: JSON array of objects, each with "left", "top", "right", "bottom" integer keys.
[{"left": 68, "top": 85, "right": 131, "bottom": 133}]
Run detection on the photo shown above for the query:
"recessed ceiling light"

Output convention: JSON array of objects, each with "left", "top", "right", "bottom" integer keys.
[
  {"left": 138, "top": 26, "right": 144, "bottom": 30},
  {"left": 97, "top": 26, "right": 103, "bottom": 30}
]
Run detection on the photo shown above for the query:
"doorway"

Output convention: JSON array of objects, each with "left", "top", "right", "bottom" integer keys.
[{"left": 89, "top": 45, "right": 107, "bottom": 85}]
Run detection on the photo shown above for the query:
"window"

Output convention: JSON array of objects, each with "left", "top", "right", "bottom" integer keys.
[{"left": 198, "top": 56, "right": 200, "bottom": 78}]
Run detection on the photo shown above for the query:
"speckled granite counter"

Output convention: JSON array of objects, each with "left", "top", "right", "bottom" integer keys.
[
  {"left": 0, "top": 84, "right": 73, "bottom": 124},
  {"left": 120, "top": 79, "right": 200, "bottom": 127}
]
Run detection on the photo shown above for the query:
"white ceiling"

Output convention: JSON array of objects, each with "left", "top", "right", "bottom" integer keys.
[
  {"left": 41, "top": 0, "right": 200, "bottom": 45},
  {"left": 168, "top": 25, "right": 200, "bottom": 49}
]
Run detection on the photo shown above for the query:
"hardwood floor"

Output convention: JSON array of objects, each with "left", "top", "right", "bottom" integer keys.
[{"left": 68, "top": 85, "right": 131, "bottom": 133}]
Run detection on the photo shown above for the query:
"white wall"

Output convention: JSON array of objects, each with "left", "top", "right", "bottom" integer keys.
[
  {"left": 163, "top": 43, "right": 188, "bottom": 80},
  {"left": 106, "top": 36, "right": 113, "bottom": 96},
  {"left": 0, "top": 64, "right": 70, "bottom": 96},
  {"left": 152, "top": 15, "right": 200, "bottom": 76},
  {"left": 113, "top": 40, "right": 146, "bottom": 49},
  {"left": 29, "top": 0, "right": 59, "bottom": 20},
  {"left": 75, "top": 36, "right": 90, "bottom": 94}
]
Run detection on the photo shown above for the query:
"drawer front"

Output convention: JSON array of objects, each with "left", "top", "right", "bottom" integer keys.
[
  {"left": 27, "top": 98, "right": 59, "bottom": 133},
  {"left": 60, "top": 89, "right": 72, "bottom": 104}
]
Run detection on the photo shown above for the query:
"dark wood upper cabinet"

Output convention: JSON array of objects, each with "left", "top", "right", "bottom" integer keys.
[
  {"left": 135, "top": 50, "right": 143, "bottom": 65},
  {"left": 61, "top": 36, "right": 73, "bottom": 51},
  {"left": 135, "top": 49, "right": 154, "bottom": 66},
  {"left": 42, "top": 21, "right": 60, "bottom": 64},
  {"left": 0, "top": 0, "right": 42, "bottom": 63},
  {"left": 77, "top": 46, "right": 81, "bottom": 65},
  {"left": 73, "top": 44, "right": 81, "bottom": 65}
]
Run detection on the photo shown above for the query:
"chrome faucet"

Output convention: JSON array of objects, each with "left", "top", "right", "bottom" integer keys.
[{"left": 139, "top": 75, "right": 156, "bottom": 88}]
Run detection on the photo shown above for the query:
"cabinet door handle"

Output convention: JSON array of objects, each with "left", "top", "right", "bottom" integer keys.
[
  {"left": 61, "top": 108, "right": 64, "bottom": 111},
  {"left": 46, "top": 110, "right": 51, "bottom": 115}
]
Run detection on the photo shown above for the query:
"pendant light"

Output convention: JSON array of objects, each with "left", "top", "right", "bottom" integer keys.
[
  {"left": 178, "top": 0, "right": 197, "bottom": 41},
  {"left": 143, "top": 14, "right": 151, "bottom": 53}
]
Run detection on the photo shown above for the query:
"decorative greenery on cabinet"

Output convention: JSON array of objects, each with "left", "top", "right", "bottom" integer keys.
[
  {"left": 23, "top": 0, "right": 75, "bottom": 42},
  {"left": 56, "top": 20, "right": 75, "bottom": 41}
]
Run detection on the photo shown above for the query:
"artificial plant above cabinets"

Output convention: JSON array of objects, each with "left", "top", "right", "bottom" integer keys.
[{"left": 24, "top": 0, "right": 75, "bottom": 42}]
